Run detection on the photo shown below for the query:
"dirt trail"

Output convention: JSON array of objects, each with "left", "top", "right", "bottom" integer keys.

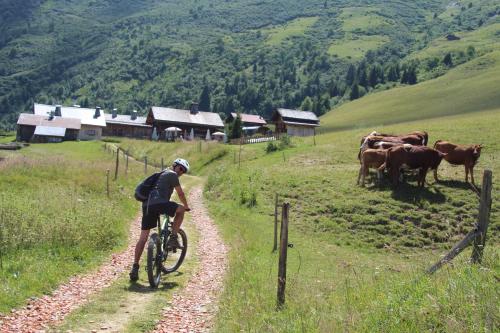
[
  {"left": 153, "top": 186, "right": 228, "bottom": 333},
  {"left": 0, "top": 185, "right": 227, "bottom": 333},
  {"left": 0, "top": 215, "right": 141, "bottom": 333}
]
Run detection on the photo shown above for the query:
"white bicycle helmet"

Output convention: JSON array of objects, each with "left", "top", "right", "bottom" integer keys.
[{"left": 173, "top": 158, "right": 190, "bottom": 173}]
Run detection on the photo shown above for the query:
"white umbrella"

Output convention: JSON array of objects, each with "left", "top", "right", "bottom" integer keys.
[
  {"left": 165, "top": 127, "right": 182, "bottom": 132},
  {"left": 205, "top": 129, "right": 211, "bottom": 141},
  {"left": 190, "top": 128, "right": 194, "bottom": 140}
]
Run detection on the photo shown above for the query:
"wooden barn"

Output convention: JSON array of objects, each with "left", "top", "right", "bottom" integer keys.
[
  {"left": 33, "top": 103, "right": 106, "bottom": 140},
  {"left": 271, "top": 108, "right": 320, "bottom": 137},
  {"left": 103, "top": 109, "right": 152, "bottom": 138},
  {"left": 226, "top": 113, "right": 267, "bottom": 127},
  {"left": 16, "top": 113, "right": 81, "bottom": 142},
  {"left": 147, "top": 103, "right": 224, "bottom": 140}
]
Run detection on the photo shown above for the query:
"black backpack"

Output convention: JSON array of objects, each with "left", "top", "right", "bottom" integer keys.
[{"left": 134, "top": 171, "right": 164, "bottom": 202}]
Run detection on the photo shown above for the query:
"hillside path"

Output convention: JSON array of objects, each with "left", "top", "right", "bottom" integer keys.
[
  {"left": 153, "top": 186, "right": 228, "bottom": 333},
  {"left": 0, "top": 215, "right": 141, "bottom": 333}
]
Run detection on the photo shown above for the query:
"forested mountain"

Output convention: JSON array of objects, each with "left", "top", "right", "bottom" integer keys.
[{"left": 0, "top": 0, "right": 498, "bottom": 129}]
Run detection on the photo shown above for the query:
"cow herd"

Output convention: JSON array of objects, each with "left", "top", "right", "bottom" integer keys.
[{"left": 357, "top": 131, "right": 482, "bottom": 188}]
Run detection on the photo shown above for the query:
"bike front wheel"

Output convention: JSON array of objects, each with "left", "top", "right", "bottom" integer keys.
[
  {"left": 162, "top": 229, "right": 188, "bottom": 274},
  {"left": 147, "top": 233, "right": 162, "bottom": 288}
]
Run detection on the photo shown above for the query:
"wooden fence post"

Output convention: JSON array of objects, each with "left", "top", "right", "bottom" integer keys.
[
  {"left": 161, "top": 157, "right": 164, "bottom": 170},
  {"left": 277, "top": 202, "right": 290, "bottom": 309},
  {"left": 471, "top": 170, "right": 493, "bottom": 263},
  {"left": 273, "top": 193, "right": 279, "bottom": 252},
  {"left": 125, "top": 150, "right": 129, "bottom": 174},
  {"left": 114, "top": 148, "right": 120, "bottom": 181},
  {"left": 144, "top": 156, "right": 148, "bottom": 174},
  {"left": 106, "top": 169, "right": 110, "bottom": 197},
  {"left": 313, "top": 128, "right": 316, "bottom": 146},
  {"left": 238, "top": 138, "right": 242, "bottom": 169},
  {"left": 427, "top": 170, "right": 493, "bottom": 273}
]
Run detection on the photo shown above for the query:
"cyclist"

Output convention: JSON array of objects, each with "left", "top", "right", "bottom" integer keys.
[{"left": 130, "top": 158, "right": 191, "bottom": 282}]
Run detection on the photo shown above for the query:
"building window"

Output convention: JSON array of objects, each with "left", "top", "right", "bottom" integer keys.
[{"left": 86, "top": 129, "right": 96, "bottom": 136}]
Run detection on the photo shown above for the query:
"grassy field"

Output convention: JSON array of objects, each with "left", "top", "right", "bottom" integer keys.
[
  {"left": 201, "top": 109, "right": 499, "bottom": 332},
  {"left": 328, "top": 35, "right": 390, "bottom": 59},
  {"left": 263, "top": 16, "right": 319, "bottom": 46},
  {"left": 0, "top": 142, "right": 143, "bottom": 313}
]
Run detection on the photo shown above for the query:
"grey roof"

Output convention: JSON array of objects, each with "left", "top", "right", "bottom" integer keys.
[
  {"left": 34, "top": 103, "right": 106, "bottom": 127},
  {"left": 34, "top": 126, "right": 66, "bottom": 137},
  {"left": 283, "top": 120, "right": 320, "bottom": 127},
  {"left": 17, "top": 113, "right": 81, "bottom": 129},
  {"left": 277, "top": 108, "right": 319, "bottom": 122},
  {"left": 105, "top": 114, "right": 151, "bottom": 128},
  {"left": 151, "top": 106, "right": 224, "bottom": 128}
]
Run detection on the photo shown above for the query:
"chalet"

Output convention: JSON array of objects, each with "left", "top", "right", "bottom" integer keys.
[
  {"left": 147, "top": 103, "right": 224, "bottom": 140},
  {"left": 103, "top": 109, "right": 152, "bottom": 138},
  {"left": 271, "top": 108, "right": 320, "bottom": 137},
  {"left": 226, "top": 112, "right": 269, "bottom": 136},
  {"left": 226, "top": 113, "right": 267, "bottom": 127},
  {"left": 33, "top": 103, "right": 106, "bottom": 140},
  {"left": 16, "top": 113, "right": 81, "bottom": 142}
]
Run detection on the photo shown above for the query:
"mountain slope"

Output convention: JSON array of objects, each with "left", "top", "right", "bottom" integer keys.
[
  {"left": 1, "top": 0, "right": 498, "bottom": 129},
  {"left": 320, "top": 50, "right": 500, "bottom": 132}
]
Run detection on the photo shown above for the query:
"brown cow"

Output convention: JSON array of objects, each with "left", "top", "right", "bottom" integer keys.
[
  {"left": 433, "top": 140, "right": 482, "bottom": 185},
  {"left": 358, "top": 131, "right": 427, "bottom": 160},
  {"left": 379, "top": 145, "right": 446, "bottom": 187},
  {"left": 357, "top": 148, "right": 387, "bottom": 186}
]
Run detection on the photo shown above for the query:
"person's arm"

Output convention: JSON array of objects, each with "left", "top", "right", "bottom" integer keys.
[{"left": 174, "top": 185, "right": 190, "bottom": 211}]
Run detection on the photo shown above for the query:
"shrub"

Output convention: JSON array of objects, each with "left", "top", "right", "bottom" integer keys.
[{"left": 265, "top": 142, "right": 278, "bottom": 153}]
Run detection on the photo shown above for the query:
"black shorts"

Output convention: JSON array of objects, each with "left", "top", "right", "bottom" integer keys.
[{"left": 141, "top": 201, "right": 179, "bottom": 230}]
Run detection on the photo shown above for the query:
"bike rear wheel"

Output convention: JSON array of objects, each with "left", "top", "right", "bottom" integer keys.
[
  {"left": 162, "top": 229, "right": 188, "bottom": 274},
  {"left": 147, "top": 233, "right": 162, "bottom": 288}
]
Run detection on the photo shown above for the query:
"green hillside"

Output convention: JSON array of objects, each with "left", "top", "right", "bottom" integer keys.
[
  {"left": 1, "top": 0, "right": 499, "bottom": 129},
  {"left": 321, "top": 50, "right": 500, "bottom": 132}
]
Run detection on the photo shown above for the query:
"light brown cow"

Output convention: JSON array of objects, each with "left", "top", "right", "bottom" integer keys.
[
  {"left": 379, "top": 145, "right": 446, "bottom": 187},
  {"left": 357, "top": 148, "right": 387, "bottom": 186},
  {"left": 433, "top": 140, "right": 482, "bottom": 185}
]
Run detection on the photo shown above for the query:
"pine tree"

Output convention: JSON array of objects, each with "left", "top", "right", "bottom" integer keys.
[
  {"left": 350, "top": 83, "right": 360, "bottom": 100},
  {"left": 300, "top": 96, "right": 313, "bottom": 111},
  {"left": 230, "top": 113, "right": 242, "bottom": 139},
  {"left": 443, "top": 53, "right": 453, "bottom": 67},
  {"left": 199, "top": 85, "right": 211, "bottom": 111},
  {"left": 345, "top": 64, "right": 356, "bottom": 86}
]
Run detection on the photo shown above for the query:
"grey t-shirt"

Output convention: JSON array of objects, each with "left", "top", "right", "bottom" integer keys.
[{"left": 156, "top": 169, "right": 180, "bottom": 201}]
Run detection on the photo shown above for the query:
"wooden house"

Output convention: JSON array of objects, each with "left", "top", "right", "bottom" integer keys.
[
  {"left": 226, "top": 113, "right": 267, "bottom": 127},
  {"left": 103, "top": 109, "right": 152, "bottom": 138},
  {"left": 16, "top": 113, "right": 81, "bottom": 142},
  {"left": 33, "top": 103, "right": 106, "bottom": 140},
  {"left": 147, "top": 103, "right": 224, "bottom": 140},
  {"left": 271, "top": 108, "right": 320, "bottom": 137}
]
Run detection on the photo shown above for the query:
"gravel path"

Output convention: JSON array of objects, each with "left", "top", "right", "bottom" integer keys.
[
  {"left": 153, "top": 186, "right": 228, "bottom": 333},
  {"left": 0, "top": 215, "right": 141, "bottom": 333}
]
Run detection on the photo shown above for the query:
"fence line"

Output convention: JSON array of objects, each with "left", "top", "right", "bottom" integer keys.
[{"left": 427, "top": 169, "right": 493, "bottom": 273}]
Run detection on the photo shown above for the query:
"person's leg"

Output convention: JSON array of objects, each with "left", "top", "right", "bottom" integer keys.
[
  {"left": 130, "top": 206, "right": 158, "bottom": 281},
  {"left": 172, "top": 204, "right": 185, "bottom": 235},
  {"left": 133, "top": 229, "right": 151, "bottom": 264}
]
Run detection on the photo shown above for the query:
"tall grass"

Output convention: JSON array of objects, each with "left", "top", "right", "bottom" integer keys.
[{"left": 0, "top": 142, "right": 143, "bottom": 313}]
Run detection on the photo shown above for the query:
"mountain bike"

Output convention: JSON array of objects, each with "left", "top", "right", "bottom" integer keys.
[{"left": 146, "top": 215, "right": 188, "bottom": 288}]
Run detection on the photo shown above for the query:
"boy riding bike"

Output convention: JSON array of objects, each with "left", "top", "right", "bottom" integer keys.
[{"left": 130, "top": 158, "right": 191, "bottom": 282}]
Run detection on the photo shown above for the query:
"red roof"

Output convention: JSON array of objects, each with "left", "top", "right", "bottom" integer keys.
[{"left": 230, "top": 113, "right": 267, "bottom": 125}]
